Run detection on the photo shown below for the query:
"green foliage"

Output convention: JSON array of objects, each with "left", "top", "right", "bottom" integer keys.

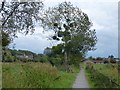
[
  {"left": 2, "top": 49, "right": 50, "bottom": 63},
  {"left": 88, "top": 56, "right": 93, "bottom": 60},
  {"left": 39, "top": 55, "right": 48, "bottom": 63},
  {"left": 52, "top": 44, "right": 63, "bottom": 55},
  {"left": 2, "top": 31, "right": 11, "bottom": 47},
  {"left": 85, "top": 64, "right": 120, "bottom": 88},
  {"left": 3, "top": 49, "right": 15, "bottom": 62},
  {"left": 93, "top": 64, "right": 119, "bottom": 84},
  {"left": 69, "top": 53, "right": 84, "bottom": 67},
  {"left": 49, "top": 55, "right": 63, "bottom": 66}
]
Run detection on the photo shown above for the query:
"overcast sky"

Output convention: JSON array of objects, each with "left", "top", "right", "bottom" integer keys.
[{"left": 9, "top": 0, "right": 119, "bottom": 58}]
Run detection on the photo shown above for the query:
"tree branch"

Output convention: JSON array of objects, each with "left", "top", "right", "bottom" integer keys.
[
  {"left": 2, "top": 2, "right": 26, "bottom": 29},
  {"left": 0, "top": 2, "right": 5, "bottom": 13}
]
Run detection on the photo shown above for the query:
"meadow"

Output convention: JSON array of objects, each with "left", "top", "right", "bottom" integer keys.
[{"left": 2, "top": 62, "right": 79, "bottom": 88}]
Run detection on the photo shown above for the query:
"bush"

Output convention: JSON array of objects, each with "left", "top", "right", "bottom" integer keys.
[
  {"left": 40, "top": 55, "right": 48, "bottom": 63},
  {"left": 3, "top": 50, "right": 15, "bottom": 62},
  {"left": 49, "top": 56, "right": 62, "bottom": 66}
]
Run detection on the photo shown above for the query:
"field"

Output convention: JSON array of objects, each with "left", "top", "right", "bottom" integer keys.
[
  {"left": 85, "top": 63, "right": 120, "bottom": 88},
  {"left": 2, "top": 62, "right": 79, "bottom": 88}
]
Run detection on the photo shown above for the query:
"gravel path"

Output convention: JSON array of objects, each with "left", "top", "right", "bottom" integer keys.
[{"left": 72, "top": 68, "right": 90, "bottom": 88}]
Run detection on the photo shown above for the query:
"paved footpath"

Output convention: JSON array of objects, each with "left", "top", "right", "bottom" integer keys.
[{"left": 72, "top": 68, "right": 90, "bottom": 88}]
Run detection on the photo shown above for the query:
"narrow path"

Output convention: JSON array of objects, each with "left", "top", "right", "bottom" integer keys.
[{"left": 72, "top": 68, "right": 90, "bottom": 88}]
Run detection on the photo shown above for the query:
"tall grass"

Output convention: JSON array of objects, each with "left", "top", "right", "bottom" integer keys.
[
  {"left": 2, "top": 62, "right": 58, "bottom": 88},
  {"left": 93, "top": 64, "right": 119, "bottom": 84},
  {"left": 85, "top": 63, "right": 120, "bottom": 88},
  {"left": 2, "top": 62, "right": 79, "bottom": 88}
]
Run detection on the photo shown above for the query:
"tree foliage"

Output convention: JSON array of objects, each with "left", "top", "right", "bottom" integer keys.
[
  {"left": 1, "top": 0, "right": 43, "bottom": 36},
  {"left": 41, "top": 2, "right": 97, "bottom": 65},
  {"left": 2, "top": 31, "right": 11, "bottom": 47},
  {"left": 52, "top": 44, "right": 64, "bottom": 55}
]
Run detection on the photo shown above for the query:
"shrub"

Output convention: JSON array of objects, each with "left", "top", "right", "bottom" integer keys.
[
  {"left": 3, "top": 50, "right": 15, "bottom": 62},
  {"left": 49, "top": 56, "right": 62, "bottom": 66}
]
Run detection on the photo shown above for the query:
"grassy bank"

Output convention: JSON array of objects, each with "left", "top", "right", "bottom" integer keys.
[
  {"left": 85, "top": 63, "right": 120, "bottom": 88},
  {"left": 85, "top": 69, "right": 96, "bottom": 88},
  {"left": 93, "top": 64, "right": 119, "bottom": 83},
  {"left": 2, "top": 62, "right": 79, "bottom": 88}
]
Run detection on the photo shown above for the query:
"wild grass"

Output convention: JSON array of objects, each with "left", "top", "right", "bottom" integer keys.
[
  {"left": 2, "top": 62, "right": 79, "bottom": 88},
  {"left": 85, "top": 70, "right": 97, "bottom": 88},
  {"left": 2, "top": 62, "right": 58, "bottom": 88},
  {"left": 93, "top": 64, "right": 119, "bottom": 83},
  {"left": 85, "top": 63, "right": 120, "bottom": 88}
]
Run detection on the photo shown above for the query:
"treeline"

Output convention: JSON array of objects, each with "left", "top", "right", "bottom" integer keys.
[
  {"left": 3, "top": 49, "right": 49, "bottom": 63},
  {"left": 2, "top": 48, "right": 82, "bottom": 71},
  {"left": 2, "top": 49, "right": 65, "bottom": 67}
]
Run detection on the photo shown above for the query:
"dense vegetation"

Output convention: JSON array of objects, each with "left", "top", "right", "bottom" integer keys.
[
  {"left": 2, "top": 48, "right": 81, "bottom": 71},
  {"left": 2, "top": 48, "right": 81, "bottom": 88},
  {"left": 85, "top": 63, "right": 120, "bottom": 88},
  {"left": 2, "top": 62, "right": 79, "bottom": 88},
  {"left": 3, "top": 49, "right": 46, "bottom": 62}
]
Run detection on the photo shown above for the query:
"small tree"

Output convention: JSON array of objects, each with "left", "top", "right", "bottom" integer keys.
[{"left": 88, "top": 56, "right": 93, "bottom": 60}]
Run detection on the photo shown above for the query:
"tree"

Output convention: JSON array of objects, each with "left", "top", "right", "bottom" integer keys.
[
  {"left": 108, "top": 55, "right": 114, "bottom": 59},
  {"left": 2, "top": 31, "right": 12, "bottom": 61},
  {"left": 41, "top": 2, "right": 97, "bottom": 67},
  {"left": 2, "top": 31, "right": 11, "bottom": 47},
  {"left": 88, "top": 56, "right": 93, "bottom": 60},
  {"left": 108, "top": 55, "right": 114, "bottom": 63},
  {"left": 1, "top": 0, "right": 43, "bottom": 36}
]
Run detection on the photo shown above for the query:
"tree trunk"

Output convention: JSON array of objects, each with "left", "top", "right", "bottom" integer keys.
[
  {"left": 63, "top": 49, "right": 69, "bottom": 72},
  {"left": 64, "top": 51, "right": 67, "bottom": 65}
]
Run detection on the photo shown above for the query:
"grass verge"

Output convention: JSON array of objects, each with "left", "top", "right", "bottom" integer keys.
[
  {"left": 85, "top": 68, "right": 98, "bottom": 88},
  {"left": 85, "top": 63, "right": 120, "bottom": 88}
]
